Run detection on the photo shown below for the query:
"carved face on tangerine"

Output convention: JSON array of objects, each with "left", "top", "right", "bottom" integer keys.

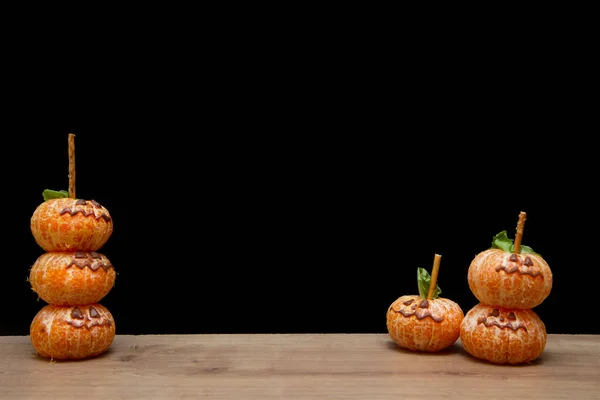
[
  {"left": 386, "top": 294, "right": 464, "bottom": 352},
  {"left": 468, "top": 249, "right": 552, "bottom": 309},
  {"left": 29, "top": 251, "right": 116, "bottom": 305},
  {"left": 30, "top": 303, "right": 116, "bottom": 360},
  {"left": 460, "top": 303, "right": 547, "bottom": 364},
  {"left": 30, "top": 198, "right": 113, "bottom": 252}
]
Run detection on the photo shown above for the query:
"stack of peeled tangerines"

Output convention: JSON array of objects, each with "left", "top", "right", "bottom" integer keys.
[
  {"left": 460, "top": 211, "right": 552, "bottom": 364},
  {"left": 27, "top": 134, "right": 116, "bottom": 360},
  {"left": 387, "top": 212, "right": 552, "bottom": 365}
]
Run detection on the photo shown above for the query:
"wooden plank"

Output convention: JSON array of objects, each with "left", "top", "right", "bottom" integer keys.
[{"left": 1, "top": 334, "right": 599, "bottom": 399}]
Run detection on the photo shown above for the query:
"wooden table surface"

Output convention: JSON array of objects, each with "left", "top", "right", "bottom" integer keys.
[{"left": 1, "top": 334, "right": 598, "bottom": 399}]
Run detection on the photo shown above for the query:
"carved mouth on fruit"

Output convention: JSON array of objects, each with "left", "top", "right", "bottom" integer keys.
[
  {"left": 66, "top": 251, "right": 113, "bottom": 271},
  {"left": 59, "top": 199, "right": 112, "bottom": 222},
  {"left": 477, "top": 308, "right": 527, "bottom": 332},
  {"left": 495, "top": 253, "right": 544, "bottom": 278}
]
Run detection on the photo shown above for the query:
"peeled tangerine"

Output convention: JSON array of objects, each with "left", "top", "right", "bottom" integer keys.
[
  {"left": 386, "top": 256, "right": 464, "bottom": 353},
  {"left": 29, "top": 251, "right": 116, "bottom": 305},
  {"left": 30, "top": 303, "right": 116, "bottom": 360},
  {"left": 460, "top": 303, "right": 546, "bottom": 364},
  {"left": 30, "top": 198, "right": 113, "bottom": 252},
  {"left": 387, "top": 294, "right": 464, "bottom": 352},
  {"left": 468, "top": 245, "right": 552, "bottom": 309}
]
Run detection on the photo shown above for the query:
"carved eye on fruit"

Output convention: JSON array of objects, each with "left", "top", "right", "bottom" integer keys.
[{"left": 386, "top": 254, "right": 464, "bottom": 353}]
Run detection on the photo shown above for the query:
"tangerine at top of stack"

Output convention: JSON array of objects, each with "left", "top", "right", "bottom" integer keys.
[
  {"left": 467, "top": 229, "right": 553, "bottom": 309},
  {"left": 30, "top": 196, "right": 113, "bottom": 252}
]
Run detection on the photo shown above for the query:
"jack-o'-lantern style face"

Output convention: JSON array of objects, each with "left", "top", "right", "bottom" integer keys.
[
  {"left": 30, "top": 198, "right": 113, "bottom": 252},
  {"left": 30, "top": 303, "right": 116, "bottom": 360},
  {"left": 460, "top": 303, "right": 547, "bottom": 364},
  {"left": 29, "top": 251, "right": 116, "bottom": 305},
  {"left": 387, "top": 294, "right": 464, "bottom": 352},
  {"left": 468, "top": 231, "right": 552, "bottom": 309},
  {"left": 388, "top": 296, "right": 445, "bottom": 322}
]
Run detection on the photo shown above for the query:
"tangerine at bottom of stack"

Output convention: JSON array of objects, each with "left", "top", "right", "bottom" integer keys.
[
  {"left": 30, "top": 303, "right": 116, "bottom": 360},
  {"left": 459, "top": 303, "right": 547, "bottom": 364}
]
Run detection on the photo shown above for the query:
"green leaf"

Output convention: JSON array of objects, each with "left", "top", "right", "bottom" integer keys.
[
  {"left": 517, "top": 245, "right": 537, "bottom": 255},
  {"left": 42, "top": 189, "right": 69, "bottom": 201},
  {"left": 417, "top": 267, "right": 441, "bottom": 299},
  {"left": 490, "top": 230, "right": 538, "bottom": 255},
  {"left": 491, "top": 230, "right": 513, "bottom": 251}
]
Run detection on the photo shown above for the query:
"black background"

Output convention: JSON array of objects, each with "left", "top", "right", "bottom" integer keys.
[{"left": 1, "top": 20, "right": 598, "bottom": 336}]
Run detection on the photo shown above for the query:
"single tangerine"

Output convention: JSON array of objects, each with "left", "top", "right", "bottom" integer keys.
[
  {"left": 30, "top": 198, "right": 113, "bottom": 252},
  {"left": 460, "top": 303, "right": 547, "bottom": 364},
  {"left": 29, "top": 251, "right": 116, "bottom": 305},
  {"left": 468, "top": 249, "right": 552, "bottom": 309},
  {"left": 30, "top": 303, "right": 116, "bottom": 360},
  {"left": 386, "top": 294, "right": 464, "bottom": 352}
]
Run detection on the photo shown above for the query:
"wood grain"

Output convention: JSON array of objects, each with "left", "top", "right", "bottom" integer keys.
[{"left": 1, "top": 334, "right": 598, "bottom": 399}]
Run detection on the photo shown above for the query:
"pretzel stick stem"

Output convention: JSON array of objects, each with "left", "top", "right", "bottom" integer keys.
[{"left": 68, "top": 133, "right": 76, "bottom": 198}]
